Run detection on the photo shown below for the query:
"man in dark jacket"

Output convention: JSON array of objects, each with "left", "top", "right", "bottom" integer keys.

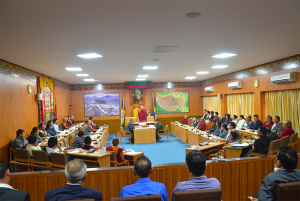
[
  {"left": 155, "top": 119, "right": 164, "bottom": 141},
  {"left": 126, "top": 119, "right": 135, "bottom": 142}
]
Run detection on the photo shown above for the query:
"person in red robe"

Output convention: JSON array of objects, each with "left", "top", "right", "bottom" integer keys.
[
  {"left": 88, "top": 120, "right": 97, "bottom": 132},
  {"left": 263, "top": 115, "right": 274, "bottom": 129},
  {"left": 197, "top": 118, "right": 207, "bottom": 131},
  {"left": 181, "top": 115, "right": 188, "bottom": 125},
  {"left": 279, "top": 120, "right": 294, "bottom": 138},
  {"left": 138, "top": 106, "right": 147, "bottom": 122},
  {"left": 106, "top": 137, "right": 128, "bottom": 166}
]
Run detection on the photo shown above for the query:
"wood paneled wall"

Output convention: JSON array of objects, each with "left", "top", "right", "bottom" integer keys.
[{"left": 10, "top": 156, "right": 300, "bottom": 201}]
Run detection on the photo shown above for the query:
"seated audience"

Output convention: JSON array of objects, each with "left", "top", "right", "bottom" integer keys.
[
  {"left": 46, "top": 137, "right": 62, "bottom": 155},
  {"left": 76, "top": 126, "right": 83, "bottom": 136},
  {"left": 81, "top": 136, "right": 95, "bottom": 151},
  {"left": 155, "top": 119, "right": 164, "bottom": 141},
  {"left": 227, "top": 130, "right": 239, "bottom": 144},
  {"left": 89, "top": 116, "right": 99, "bottom": 129},
  {"left": 206, "top": 119, "right": 212, "bottom": 132},
  {"left": 237, "top": 115, "right": 246, "bottom": 128},
  {"left": 83, "top": 124, "right": 92, "bottom": 136},
  {"left": 219, "top": 113, "right": 226, "bottom": 124},
  {"left": 119, "top": 156, "right": 168, "bottom": 201},
  {"left": 192, "top": 117, "right": 200, "bottom": 128},
  {"left": 72, "top": 131, "right": 85, "bottom": 148},
  {"left": 88, "top": 120, "right": 97, "bottom": 132},
  {"left": 45, "top": 159, "right": 102, "bottom": 201},
  {"left": 197, "top": 118, "right": 207, "bottom": 131},
  {"left": 243, "top": 115, "right": 254, "bottom": 129},
  {"left": 203, "top": 110, "right": 208, "bottom": 120},
  {"left": 209, "top": 120, "right": 217, "bottom": 134},
  {"left": 232, "top": 115, "right": 238, "bottom": 124},
  {"left": 225, "top": 114, "right": 232, "bottom": 124},
  {"left": 52, "top": 118, "right": 61, "bottom": 133},
  {"left": 181, "top": 115, "right": 188, "bottom": 125},
  {"left": 61, "top": 117, "right": 70, "bottom": 130},
  {"left": 248, "top": 127, "right": 271, "bottom": 156},
  {"left": 38, "top": 123, "right": 49, "bottom": 137},
  {"left": 126, "top": 118, "right": 135, "bottom": 143},
  {"left": 213, "top": 112, "right": 219, "bottom": 122},
  {"left": 66, "top": 116, "right": 72, "bottom": 128},
  {"left": 171, "top": 150, "right": 220, "bottom": 201},
  {"left": 226, "top": 122, "right": 240, "bottom": 142},
  {"left": 70, "top": 115, "right": 75, "bottom": 125},
  {"left": 210, "top": 111, "right": 214, "bottom": 120},
  {"left": 48, "top": 120, "right": 57, "bottom": 135},
  {"left": 12, "top": 129, "right": 28, "bottom": 149},
  {"left": 271, "top": 116, "right": 284, "bottom": 136},
  {"left": 251, "top": 147, "right": 300, "bottom": 201},
  {"left": 213, "top": 122, "right": 222, "bottom": 136},
  {"left": 206, "top": 111, "right": 211, "bottom": 120},
  {"left": 279, "top": 120, "right": 294, "bottom": 138},
  {"left": 219, "top": 123, "right": 228, "bottom": 139},
  {"left": 30, "top": 126, "right": 42, "bottom": 143},
  {"left": 263, "top": 115, "right": 274, "bottom": 129},
  {"left": 0, "top": 162, "right": 30, "bottom": 201},
  {"left": 252, "top": 115, "right": 263, "bottom": 130},
  {"left": 26, "top": 135, "right": 42, "bottom": 157},
  {"left": 106, "top": 137, "right": 127, "bottom": 166},
  {"left": 45, "top": 122, "right": 56, "bottom": 136},
  {"left": 267, "top": 129, "right": 280, "bottom": 142}
]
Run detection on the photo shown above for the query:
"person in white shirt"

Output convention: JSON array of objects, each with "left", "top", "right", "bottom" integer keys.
[
  {"left": 237, "top": 115, "right": 246, "bottom": 128},
  {"left": 46, "top": 137, "right": 62, "bottom": 155},
  {"left": 232, "top": 115, "right": 239, "bottom": 125},
  {"left": 53, "top": 118, "right": 61, "bottom": 133},
  {"left": 26, "top": 135, "right": 42, "bottom": 157}
]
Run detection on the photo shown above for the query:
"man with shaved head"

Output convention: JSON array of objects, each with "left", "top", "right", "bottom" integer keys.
[
  {"left": 45, "top": 159, "right": 102, "bottom": 201},
  {"left": 119, "top": 156, "right": 168, "bottom": 201},
  {"left": 279, "top": 120, "right": 294, "bottom": 138}
]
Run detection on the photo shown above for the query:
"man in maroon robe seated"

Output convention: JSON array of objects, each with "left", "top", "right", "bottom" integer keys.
[
  {"left": 138, "top": 106, "right": 147, "bottom": 122},
  {"left": 182, "top": 115, "right": 188, "bottom": 125},
  {"left": 197, "top": 118, "right": 207, "bottom": 131}
]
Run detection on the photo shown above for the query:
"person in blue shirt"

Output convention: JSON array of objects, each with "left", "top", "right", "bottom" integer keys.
[
  {"left": 119, "top": 156, "right": 168, "bottom": 201},
  {"left": 212, "top": 121, "right": 222, "bottom": 136},
  {"left": 52, "top": 118, "right": 61, "bottom": 133},
  {"left": 252, "top": 114, "right": 263, "bottom": 130},
  {"left": 219, "top": 123, "right": 228, "bottom": 139}
]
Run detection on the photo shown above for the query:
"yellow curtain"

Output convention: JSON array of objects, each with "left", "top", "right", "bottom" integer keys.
[
  {"left": 265, "top": 89, "right": 300, "bottom": 134},
  {"left": 203, "top": 96, "right": 221, "bottom": 114},
  {"left": 227, "top": 93, "right": 254, "bottom": 116}
]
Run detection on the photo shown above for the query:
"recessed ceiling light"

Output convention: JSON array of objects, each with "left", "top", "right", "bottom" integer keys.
[
  {"left": 136, "top": 78, "right": 146, "bottom": 81},
  {"left": 66, "top": 67, "right": 82, "bottom": 71},
  {"left": 196, "top": 71, "right": 210, "bottom": 75},
  {"left": 76, "top": 74, "right": 89, "bottom": 77},
  {"left": 143, "top": 66, "right": 158, "bottom": 70},
  {"left": 212, "top": 53, "right": 237, "bottom": 58},
  {"left": 185, "top": 12, "right": 201, "bottom": 18},
  {"left": 77, "top": 53, "right": 103, "bottom": 59},
  {"left": 212, "top": 65, "right": 228, "bottom": 69},
  {"left": 84, "top": 79, "right": 95, "bottom": 82},
  {"left": 137, "top": 75, "right": 148, "bottom": 78},
  {"left": 185, "top": 76, "right": 196, "bottom": 80}
]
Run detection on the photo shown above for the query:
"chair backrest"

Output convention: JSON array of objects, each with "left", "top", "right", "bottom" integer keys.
[
  {"left": 280, "top": 136, "right": 290, "bottom": 147},
  {"left": 108, "top": 151, "right": 117, "bottom": 161},
  {"left": 173, "top": 188, "right": 222, "bottom": 201},
  {"left": 268, "top": 139, "right": 281, "bottom": 155},
  {"left": 111, "top": 195, "right": 161, "bottom": 201},
  {"left": 32, "top": 150, "right": 49, "bottom": 162},
  {"left": 276, "top": 181, "right": 300, "bottom": 201},
  {"left": 165, "top": 125, "right": 169, "bottom": 131},
  {"left": 120, "top": 127, "right": 124, "bottom": 132},
  {"left": 15, "top": 148, "right": 31, "bottom": 160},
  {"left": 289, "top": 133, "right": 298, "bottom": 145},
  {"left": 63, "top": 138, "right": 70, "bottom": 147},
  {"left": 50, "top": 152, "right": 68, "bottom": 165}
]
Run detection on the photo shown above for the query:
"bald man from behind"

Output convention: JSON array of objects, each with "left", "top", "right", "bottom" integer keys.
[{"left": 45, "top": 159, "right": 102, "bottom": 201}]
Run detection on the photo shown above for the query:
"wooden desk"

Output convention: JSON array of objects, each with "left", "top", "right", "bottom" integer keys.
[
  {"left": 126, "top": 116, "right": 154, "bottom": 125},
  {"left": 186, "top": 142, "right": 226, "bottom": 159},
  {"left": 124, "top": 151, "right": 144, "bottom": 165},
  {"left": 237, "top": 129, "right": 258, "bottom": 139},
  {"left": 134, "top": 128, "right": 156, "bottom": 144},
  {"left": 65, "top": 150, "right": 110, "bottom": 167},
  {"left": 187, "top": 130, "right": 202, "bottom": 146},
  {"left": 225, "top": 144, "right": 253, "bottom": 158},
  {"left": 133, "top": 121, "right": 155, "bottom": 126},
  {"left": 178, "top": 126, "right": 188, "bottom": 143},
  {"left": 200, "top": 135, "right": 227, "bottom": 143},
  {"left": 171, "top": 122, "right": 179, "bottom": 137}
]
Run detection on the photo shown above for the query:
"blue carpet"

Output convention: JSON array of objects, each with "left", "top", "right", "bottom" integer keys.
[{"left": 106, "top": 132, "right": 189, "bottom": 165}]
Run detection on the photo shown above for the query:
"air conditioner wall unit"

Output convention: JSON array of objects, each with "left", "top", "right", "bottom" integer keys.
[
  {"left": 228, "top": 81, "right": 242, "bottom": 89},
  {"left": 205, "top": 86, "right": 214, "bottom": 92},
  {"left": 271, "top": 72, "right": 296, "bottom": 83}
]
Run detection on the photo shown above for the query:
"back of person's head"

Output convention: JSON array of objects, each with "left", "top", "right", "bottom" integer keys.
[
  {"left": 78, "top": 131, "right": 85, "bottom": 137},
  {"left": 186, "top": 150, "right": 206, "bottom": 176},
  {"left": 112, "top": 137, "right": 119, "bottom": 146},
  {"left": 277, "top": 146, "right": 298, "bottom": 170},
  {"left": 65, "top": 159, "right": 87, "bottom": 183},
  {"left": 89, "top": 117, "right": 93, "bottom": 120},
  {"left": 211, "top": 111, "right": 214, "bottom": 115},
  {"left": 134, "top": 156, "right": 152, "bottom": 178},
  {"left": 16, "top": 129, "right": 24, "bottom": 137},
  {"left": 215, "top": 112, "right": 218, "bottom": 115},
  {"left": 240, "top": 115, "right": 244, "bottom": 119},
  {"left": 48, "top": 137, "right": 58, "bottom": 148},
  {"left": 46, "top": 122, "right": 52, "bottom": 130},
  {"left": 155, "top": 119, "right": 159, "bottom": 122},
  {"left": 226, "top": 114, "right": 231, "bottom": 118},
  {"left": 84, "top": 136, "right": 92, "bottom": 145},
  {"left": 31, "top": 126, "right": 39, "bottom": 134},
  {"left": 207, "top": 111, "right": 211, "bottom": 114},
  {"left": 38, "top": 123, "right": 44, "bottom": 129},
  {"left": 0, "top": 162, "right": 7, "bottom": 180},
  {"left": 233, "top": 115, "right": 238, "bottom": 119},
  {"left": 53, "top": 118, "right": 58, "bottom": 124},
  {"left": 259, "top": 127, "right": 268, "bottom": 135},
  {"left": 28, "top": 135, "right": 37, "bottom": 144},
  {"left": 222, "top": 123, "right": 228, "bottom": 131},
  {"left": 231, "top": 130, "right": 239, "bottom": 140},
  {"left": 230, "top": 122, "right": 236, "bottom": 129}
]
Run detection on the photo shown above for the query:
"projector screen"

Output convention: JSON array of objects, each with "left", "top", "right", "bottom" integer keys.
[{"left": 84, "top": 93, "right": 120, "bottom": 116}]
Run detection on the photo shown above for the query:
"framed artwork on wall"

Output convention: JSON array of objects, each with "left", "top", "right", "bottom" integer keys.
[{"left": 130, "top": 88, "right": 144, "bottom": 105}]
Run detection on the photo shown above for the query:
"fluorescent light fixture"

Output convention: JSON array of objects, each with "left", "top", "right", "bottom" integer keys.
[
  {"left": 76, "top": 74, "right": 89, "bottom": 77},
  {"left": 212, "top": 53, "right": 237, "bottom": 58},
  {"left": 143, "top": 66, "right": 158, "bottom": 70},
  {"left": 137, "top": 75, "right": 149, "bottom": 78},
  {"left": 196, "top": 71, "right": 209, "bottom": 75},
  {"left": 185, "top": 76, "right": 196, "bottom": 80},
  {"left": 136, "top": 78, "right": 146, "bottom": 81},
  {"left": 83, "top": 79, "right": 95, "bottom": 82},
  {"left": 66, "top": 67, "right": 82, "bottom": 71},
  {"left": 211, "top": 65, "right": 228, "bottom": 69},
  {"left": 77, "top": 53, "right": 103, "bottom": 59}
]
